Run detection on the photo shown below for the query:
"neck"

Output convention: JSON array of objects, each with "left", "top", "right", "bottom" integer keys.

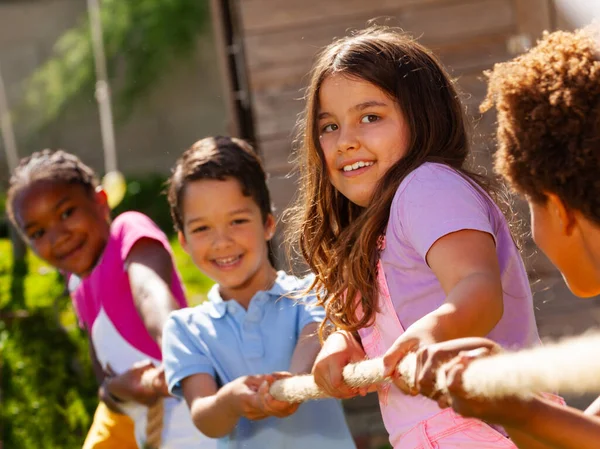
[
  {"left": 580, "top": 218, "right": 600, "bottom": 281},
  {"left": 219, "top": 263, "right": 278, "bottom": 309}
]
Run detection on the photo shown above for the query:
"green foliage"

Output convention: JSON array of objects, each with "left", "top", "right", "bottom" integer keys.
[
  {"left": 0, "top": 301, "right": 98, "bottom": 449},
  {"left": 20, "top": 0, "right": 209, "bottom": 129},
  {"left": 113, "top": 174, "right": 174, "bottom": 237},
  {"left": 0, "top": 239, "right": 64, "bottom": 311}
]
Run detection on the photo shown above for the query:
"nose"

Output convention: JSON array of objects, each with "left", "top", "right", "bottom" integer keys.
[
  {"left": 48, "top": 223, "right": 70, "bottom": 247},
  {"left": 336, "top": 124, "right": 360, "bottom": 154},
  {"left": 212, "top": 227, "right": 234, "bottom": 251}
]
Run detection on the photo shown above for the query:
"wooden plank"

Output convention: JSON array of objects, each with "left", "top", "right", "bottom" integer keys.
[
  {"left": 514, "top": 0, "right": 553, "bottom": 37},
  {"left": 247, "top": 30, "right": 513, "bottom": 92},
  {"left": 252, "top": 84, "right": 305, "bottom": 138},
  {"left": 259, "top": 135, "right": 296, "bottom": 174},
  {"left": 243, "top": 0, "right": 515, "bottom": 76},
  {"left": 239, "top": 0, "right": 447, "bottom": 34}
]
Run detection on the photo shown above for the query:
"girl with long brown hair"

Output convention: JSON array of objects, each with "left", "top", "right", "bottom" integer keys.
[{"left": 288, "top": 25, "right": 556, "bottom": 448}]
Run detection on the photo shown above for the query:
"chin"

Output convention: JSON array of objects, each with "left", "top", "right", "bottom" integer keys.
[{"left": 563, "top": 275, "right": 600, "bottom": 298}]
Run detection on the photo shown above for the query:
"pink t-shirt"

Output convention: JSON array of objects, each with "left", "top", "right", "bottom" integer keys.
[
  {"left": 69, "top": 211, "right": 187, "bottom": 363},
  {"left": 381, "top": 163, "right": 540, "bottom": 350}
]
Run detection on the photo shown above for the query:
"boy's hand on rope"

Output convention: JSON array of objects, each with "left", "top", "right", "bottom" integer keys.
[
  {"left": 439, "top": 347, "right": 536, "bottom": 427},
  {"left": 312, "top": 330, "right": 370, "bottom": 399},
  {"left": 221, "top": 375, "right": 275, "bottom": 421},
  {"left": 255, "top": 372, "right": 300, "bottom": 418}
]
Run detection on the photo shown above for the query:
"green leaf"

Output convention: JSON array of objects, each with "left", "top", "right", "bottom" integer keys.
[{"left": 18, "top": 0, "right": 209, "bottom": 129}]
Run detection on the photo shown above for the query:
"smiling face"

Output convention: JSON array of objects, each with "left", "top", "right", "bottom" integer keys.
[
  {"left": 178, "top": 177, "right": 276, "bottom": 302},
  {"left": 317, "top": 74, "right": 411, "bottom": 207},
  {"left": 12, "top": 180, "right": 110, "bottom": 277}
]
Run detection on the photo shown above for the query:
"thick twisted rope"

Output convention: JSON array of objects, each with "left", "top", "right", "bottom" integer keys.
[
  {"left": 270, "top": 332, "right": 600, "bottom": 403},
  {"left": 141, "top": 369, "right": 164, "bottom": 449},
  {"left": 144, "top": 399, "right": 164, "bottom": 449}
]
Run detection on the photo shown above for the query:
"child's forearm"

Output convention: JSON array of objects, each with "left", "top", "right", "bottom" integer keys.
[
  {"left": 415, "top": 272, "right": 504, "bottom": 344},
  {"left": 503, "top": 428, "right": 555, "bottom": 449},
  {"left": 190, "top": 389, "right": 240, "bottom": 438},
  {"left": 289, "top": 323, "right": 321, "bottom": 374},
  {"left": 506, "top": 397, "right": 600, "bottom": 449}
]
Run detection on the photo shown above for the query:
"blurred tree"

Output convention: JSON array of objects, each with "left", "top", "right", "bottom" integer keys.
[{"left": 19, "top": 0, "right": 209, "bottom": 129}]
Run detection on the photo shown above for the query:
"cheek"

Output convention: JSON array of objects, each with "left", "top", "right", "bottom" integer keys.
[
  {"left": 319, "top": 140, "right": 337, "bottom": 170},
  {"left": 186, "top": 236, "right": 209, "bottom": 259},
  {"left": 30, "top": 239, "right": 52, "bottom": 260}
]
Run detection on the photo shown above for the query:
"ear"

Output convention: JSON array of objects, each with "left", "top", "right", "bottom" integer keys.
[
  {"left": 178, "top": 230, "right": 190, "bottom": 254},
  {"left": 264, "top": 214, "right": 276, "bottom": 241},
  {"left": 546, "top": 193, "right": 577, "bottom": 236},
  {"left": 95, "top": 186, "right": 108, "bottom": 204},
  {"left": 94, "top": 187, "right": 110, "bottom": 218}
]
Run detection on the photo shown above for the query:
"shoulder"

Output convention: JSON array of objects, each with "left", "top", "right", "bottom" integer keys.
[
  {"left": 111, "top": 211, "right": 160, "bottom": 235},
  {"left": 167, "top": 304, "right": 210, "bottom": 327},
  {"left": 395, "top": 163, "right": 470, "bottom": 199},
  {"left": 272, "top": 271, "right": 316, "bottom": 298},
  {"left": 391, "top": 163, "right": 490, "bottom": 212}
]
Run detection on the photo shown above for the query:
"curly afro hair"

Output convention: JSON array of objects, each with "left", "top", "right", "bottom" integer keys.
[{"left": 482, "top": 28, "right": 600, "bottom": 223}]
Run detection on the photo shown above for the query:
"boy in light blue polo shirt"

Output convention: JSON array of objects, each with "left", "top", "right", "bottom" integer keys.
[{"left": 162, "top": 136, "right": 356, "bottom": 449}]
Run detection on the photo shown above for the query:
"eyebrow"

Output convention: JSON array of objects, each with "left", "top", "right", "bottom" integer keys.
[
  {"left": 22, "top": 196, "right": 70, "bottom": 231},
  {"left": 317, "top": 100, "right": 389, "bottom": 120},
  {"left": 185, "top": 207, "right": 254, "bottom": 226}
]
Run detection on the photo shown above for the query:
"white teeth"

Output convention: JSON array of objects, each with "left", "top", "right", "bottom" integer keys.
[
  {"left": 214, "top": 255, "right": 240, "bottom": 266},
  {"left": 342, "top": 161, "right": 374, "bottom": 172}
]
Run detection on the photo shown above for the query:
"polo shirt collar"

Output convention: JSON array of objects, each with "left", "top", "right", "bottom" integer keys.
[{"left": 206, "top": 271, "right": 296, "bottom": 319}]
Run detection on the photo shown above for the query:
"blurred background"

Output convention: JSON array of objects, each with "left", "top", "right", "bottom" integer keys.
[{"left": 1, "top": 1, "right": 600, "bottom": 448}]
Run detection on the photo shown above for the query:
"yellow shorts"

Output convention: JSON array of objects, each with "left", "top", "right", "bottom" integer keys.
[{"left": 83, "top": 402, "right": 138, "bottom": 449}]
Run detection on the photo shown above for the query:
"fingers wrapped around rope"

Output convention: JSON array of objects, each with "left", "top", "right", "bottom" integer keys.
[{"left": 270, "top": 332, "right": 600, "bottom": 403}]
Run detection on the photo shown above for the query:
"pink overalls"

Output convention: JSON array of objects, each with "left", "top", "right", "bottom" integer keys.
[{"left": 356, "top": 243, "right": 558, "bottom": 448}]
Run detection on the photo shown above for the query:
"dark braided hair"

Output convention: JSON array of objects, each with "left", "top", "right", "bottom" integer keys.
[{"left": 7, "top": 149, "right": 99, "bottom": 226}]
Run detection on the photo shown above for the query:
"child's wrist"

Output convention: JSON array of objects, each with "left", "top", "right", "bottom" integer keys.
[
  {"left": 102, "top": 378, "right": 126, "bottom": 403},
  {"left": 216, "top": 383, "right": 241, "bottom": 418}
]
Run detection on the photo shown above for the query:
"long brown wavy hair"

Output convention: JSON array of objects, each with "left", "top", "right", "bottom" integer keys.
[{"left": 287, "top": 26, "right": 509, "bottom": 337}]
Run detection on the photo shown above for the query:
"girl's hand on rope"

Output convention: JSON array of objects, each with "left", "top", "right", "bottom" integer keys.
[
  {"left": 104, "top": 360, "right": 166, "bottom": 406},
  {"left": 255, "top": 372, "right": 300, "bottom": 418},
  {"left": 312, "top": 330, "right": 369, "bottom": 399},
  {"left": 382, "top": 330, "right": 433, "bottom": 395},
  {"left": 439, "top": 348, "right": 535, "bottom": 427},
  {"left": 412, "top": 337, "right": 502, "bottom": 401}
]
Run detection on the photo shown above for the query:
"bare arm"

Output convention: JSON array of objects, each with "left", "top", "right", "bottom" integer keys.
[
  {"left": 182, "top": 373, "right": 271, "bottom": 438},
  {"left": 125, "top": 238, "right": 180, "bottom": 347},
  {"left": 418, "top": 229, "right": 503, "bottom": 342},
  {"left": 102, "top": 239, "right": 179, "bottom": 405},
  {"left": 182, "top": 373, "right": 235, "bottom": 438},
  {"left": 384, "top": 230, "right": 504, "bottom": 379},
  {"left": 289, "top": 322, "right": 321, "bottom": 374},
  {"left": 508, "top": 397, "right": 600, "bottom": 449}
]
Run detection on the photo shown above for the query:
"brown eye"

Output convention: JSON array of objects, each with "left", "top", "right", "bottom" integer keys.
[{"left": 361, "top": 114, "right": 380, "bottom": 124}]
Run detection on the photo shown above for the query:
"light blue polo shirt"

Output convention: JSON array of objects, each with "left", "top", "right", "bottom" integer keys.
[{"left": 162, "top": 271, "right": 356, "bottom": 449}]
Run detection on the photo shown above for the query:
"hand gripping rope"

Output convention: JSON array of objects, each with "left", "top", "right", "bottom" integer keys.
[{"left": 270, "top": 332, "right": 600, "bottom": 403}]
